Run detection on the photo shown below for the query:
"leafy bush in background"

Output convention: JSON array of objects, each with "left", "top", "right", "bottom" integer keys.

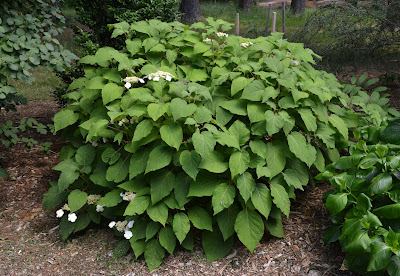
[
  {"left": 43, "top": 18, "right": 391, "bottom": 270},
  {"left": 66, "top": 0, "right": 180, "bottom": 48},
  {"left": 292, "top": 2, "right": 400, "bottom": 67},
  {"left": 0, "top": 0, "right": 77, "bottom": 177}
]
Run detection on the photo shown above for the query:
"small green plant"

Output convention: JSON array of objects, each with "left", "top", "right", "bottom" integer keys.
[
  {"left": 318, "top": 119, "right": 400, "bottom": 275},
  {"left": 44, "top": 18, "right": 391, "bottom": 271}
]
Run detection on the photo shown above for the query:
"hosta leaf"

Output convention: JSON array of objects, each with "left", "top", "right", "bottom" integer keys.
[
  {"left": 229, "top": 150, "right": 250, "bottom": 178},
  {"left": 212, "top": 183, "right": 236, "bottom": 215},
  {"left": 188, "top": 206, "right": 213, "bottom": 231},
  {"left": 236, "top": 172, "right": 256, "bottom": 202},
  {"left": 145, "top": 146, "right": 173, "bottom": 174},
  {"left": 150, "top": 169, "right": 175, "bottom": 204},
  {"left": 251, "top": 183, "right": 272, "bottom": 219},
  {"left": 68, "top": 190, "right": 88, "bottom": 213},
  {"left": 234, "top": 209, "right": 264, "bottom": 252},
  {"left": 287, "top": 132, "right": 316, "bottom": 167},
  {"left": 192, "top": 131, "right": 216, "bottom": 158},
  {"left": 180, "top": 150, "right": 201, "bottom": 180},
  {"left": 160, "top": 122, "right": 183, "bottom": 150},
  {"left": 147, "top": 202, "right": 168, "bottom": 226},
  {"left": 159, "top": 226, "right": 176, "bottom": 255},
  {"left": 173, "top": 213, "right": 190, "bottom": 243}
]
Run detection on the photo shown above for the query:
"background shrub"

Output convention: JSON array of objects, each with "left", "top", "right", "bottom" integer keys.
[{"left": 44, "top": 18, "right": 393, "bottom": 271}]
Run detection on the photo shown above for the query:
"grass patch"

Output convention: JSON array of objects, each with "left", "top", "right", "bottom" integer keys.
[
  {"left": 9, "top": 67, "right": 62, "bottom": 102},
  {"left": 200, "top": 1, "right": 315, "bottom": 38}
]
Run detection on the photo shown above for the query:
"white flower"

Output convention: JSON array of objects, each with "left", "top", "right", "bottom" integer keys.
[
  {"left": 216, "top": 32, "right": 229, "bottom": 38},
  {"left": 121, "top": 191, "right": 136, "bottom": 202},
  {"left": 96, "top": 205, "right": 105, "bottom": 212},
  {"left": 102, "top": 138, "right": 108, "bottom": 143},
  {"left": 124, "top": 82, "right": 132, "bottom": 89},
  {"left": 90, "top": 141, "right": 98, "bottom": 147},
  {"left": 109, "top": 221, "right": 116, "bottom": 228},
  {"left": 153, "top": 76, "right": 160, "bottom": 81},
  {"left": 68, "top": 213, "right": 77, "bottom": 223},
  {"left": 56, "top": 209, "right": 64, "bottom": 218},
  {"left": 87, "top": 194, "right": 101, "bottom": 205},
  {"left": 62, "top": 204, "right": 70, "bottom": 211},
  {"left": 203, "top": 38, "right": 212, "bottom": 42},
  {"left": 118, "top": 121, "right": 123, "bottom": 126},
  {"left": 124, "top": 230, "right": 133, "bottom": 240},
  {"left": 127, "top": 220, "right": 135, "bottom": 228},
  {"left": 147, "top": 71, "right": 174, "bottom": 82},
  {"left": 139, "top": 78, "right": 145, "bottom": 83},
  {"left": 290, "top": 60, "right": 300, "bottom": 66},
  {"left": 165, "top": 75, "right": 172, "bottom": 82},
  {"left": 240, "top": 41, "right": 253, "bottom": 48}
]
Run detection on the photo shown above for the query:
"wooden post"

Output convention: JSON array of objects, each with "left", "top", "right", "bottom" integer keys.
[
  {"left": 236, "top": 13, "right": 240, "bottom": 36},
  {"left": 264, "top": 3, "right": 272, "bottom": 36},
  {"left": 271, "top": 12, "right": 277, "bottom": 33},
  {"left": 282, "top": 0, "right": 286, "bottom": 39}
]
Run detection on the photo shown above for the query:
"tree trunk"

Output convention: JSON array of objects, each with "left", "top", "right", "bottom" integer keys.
[
  {"left": 180, "top": 0, "right": 202, "bottom": 24},
  {"left": 291, "top": 0, "right": 305, "bottom": 14},
  {"left": 238, "top": 0, "right": 252, "bottom": 12}
]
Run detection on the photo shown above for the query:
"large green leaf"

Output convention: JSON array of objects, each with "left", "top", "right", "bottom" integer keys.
[
  {"left": 282, "top": 169, "right": 304, "bottom": 190},
  {"left": 202, "top": 228, "right": 234, "bottom": 262},
  {"left": 102, "top": 83, "right": 124, "bottom": 105},
  {"left": 159, "top": 226, "right": 176, "bottom": 255},
  {"left": 234, "top": 209, "right": 264, "bottom": 252},
  {"left": 326, "top": 193, "right": 348, "bottom": 215},
  {"left": 173, "top": 213, "right": 190, "bottom": 243},
  {"left": 145, "top": 146, "right": 173, "bottom": 173},
  {"left": 160, "top": 122, "right": 183, "bottom": 150},
  {"left": 188, "top": 172, "right": 221, "bottom": 197},
  {"left": 43, "top": 186, "right": 68, "bottom": 210},
  {"left": 129, "top": 148, "right": 150, "bottom": 179},
  {"left": 231, "top": 77, "right": 253, "bottom": 96},
  {"left": 97, "top": 189, "right": 123, "bottom": 207},
  {"left": 54, "top": 109, "right": 79, "bottom": 132},
  {"left": 217, "top": 204, "right": 240, "bottom": 241},
  {"left": 265, "top": 207, "right": 285, "bottom": 238},
  {"left": 199, "top": 151, "right": 228, "bottom": 173},
  {"left": 192, "top": 131, "right": 216, "bottom": 158},
  {"left": 124, "top": 196, "right": 150, "bottom": 215},
  {"left": 229, "top": 150, "right": 250, "bottom": 178},
  {"left": 106, "top": 158, "right": 129, "bottom": 183},
  {"left": 287, "top": 132, "right": 316, "bottom": 167},
  {"left": 270, "top": 177, "right": 290, "bottom": 217},
  {"left": 264, "top": 110, "right": 284, "bottom": 135},
  {"left": 374, "top": 203, "right": 400, "bottom": 219},
  {"left": 367, "top": 241, "right": 392, "bottom": 272},
  {"left": 179, "top": 150, "right": 201, "bottom": 180},
  {"left": 147, "top": 202, "right": 168, "bottom": 226},
  {"left": 68, "top": 190, "right": 88, "bottom": 213},
  {"left": 251, "top": 183, "right": 272, "bottom": 219},
  {"left": 187, "top": 206, "right": 213, "bottom": 231},
  {"left": 368, "top": 173, "right": 392, "bottom": 195},
  {"left": 144, "top": 239, "right": 165, "bottom": 271},
  {"left": 150, "top": 169, "right": 175, "bottom": 204},
  {"left": 132, "top": 120, "right": 153, "bottom": 142},
  {"left": 236, "top": 172, "right": 256, "bottom": 202},
  {"left": 329, "top": 114, "right": 348, "bottom": 140},
  {"left": 212, "top": 183, "right": 236, "bottom": 215},
  {"left": 170, "top": 98, "right": 197, "bottom": 121},
  {"left": 265, "top": 142, "right": 286, "bottom": 178},
  {"left": 75, "top": 145, "right": 96, "bottom": 166},
  {"left": 297, "top": 108, "right": 317, "bottom": 132}
]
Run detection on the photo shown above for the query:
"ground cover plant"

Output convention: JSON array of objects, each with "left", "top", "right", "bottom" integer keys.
[{"left": 41, "top": 17, "right": 399, "bottom": 271}]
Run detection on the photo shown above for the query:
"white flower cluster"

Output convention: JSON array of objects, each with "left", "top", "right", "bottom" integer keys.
[
  {"left": 120, "top": 191, "right": 136, "bottom": 202},
  {"left": 118, "top": 118, "right": 129, "bottom": 126},
  {"left": 89, "top": 140, "right": 98, "bottom": 147},
  {"left": 96, "top": 205, "right": 105, "bottom": 212},
  {"left": 203, "top": 38, "right": 212, "bottom": 42},
  {"left": 240, "top": 41, "right": 253, "bottom": 48},
  {"left": 55, "top": 204, "right": 78, "bottom": 223},
  {"left": 148, "top": 71, "right": 174, "bottom": 82},
  {"left": 290, "top": 60, "right": 300, "bottom": 66},
  {"left": 87, "top": 194, "right": 101, "bottom": 205},
  {"left": 122, "top": 76, "right": 145, "bottom": 89},
  {"left": 216, "top": 32, "right": 229, "bottom": 38},
  {"left": 109, "top": 220, "right": 135, "bottom": 239}
]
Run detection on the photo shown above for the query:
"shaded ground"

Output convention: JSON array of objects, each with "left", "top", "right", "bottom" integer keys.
[{"left": 2, "top": 65, "right": 400, "bottom": 275}]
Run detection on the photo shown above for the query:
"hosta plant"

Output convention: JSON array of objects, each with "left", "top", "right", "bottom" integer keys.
[
  {"left": 44, "top": 18, "right": 382, "bottom": 270},
  {"left": 319, "top": 119, "right": 400, "bottom": 275}
]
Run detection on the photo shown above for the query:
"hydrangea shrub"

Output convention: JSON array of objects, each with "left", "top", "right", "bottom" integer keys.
[{"left": 44, "top": 18, "right": 378, "bottom": 270}]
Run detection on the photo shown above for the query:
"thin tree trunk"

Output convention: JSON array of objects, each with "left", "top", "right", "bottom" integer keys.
[
  {"left": 291, "top": 0, "right": 305, "bottom": 14},
  {"left": 180, "top": 0, "right": 202, "bottom": 24},
  {"left": 238, "top": 0, "right": 251, "bottom": 12}
]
